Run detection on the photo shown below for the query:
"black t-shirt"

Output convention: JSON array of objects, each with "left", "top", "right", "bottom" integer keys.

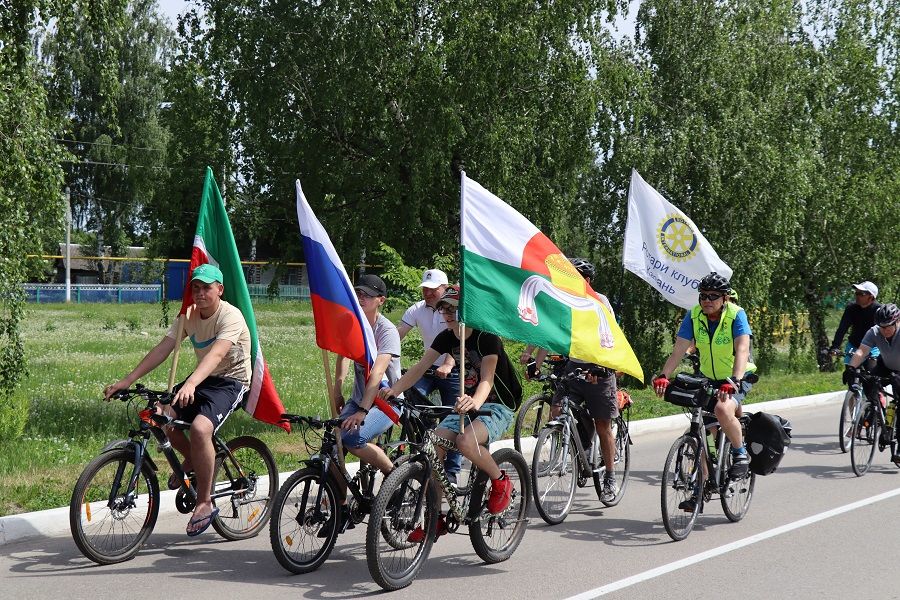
[
  {"left": 430, "top": 328, "right": 522, "bottom": 410},
  {"left": 832, "top": 302, "right": 881, "bottom": 348}
]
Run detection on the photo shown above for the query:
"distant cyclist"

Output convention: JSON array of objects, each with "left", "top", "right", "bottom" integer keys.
[
  {"left": 653, "top": 272, "right": 757, "bottom": 488},
  {"left": 847, "top": 303, "right": 900, "bottom": 461},
  {"left": 831, "top": 281, "right": 881, "bottom": 365}
]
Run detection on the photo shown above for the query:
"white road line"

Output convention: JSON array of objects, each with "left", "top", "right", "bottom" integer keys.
[{"left": 564, "top": 486, "right": 900, "bottom": 599}]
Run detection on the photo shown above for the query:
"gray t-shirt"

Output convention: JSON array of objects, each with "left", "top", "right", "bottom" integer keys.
[
  {"left": 861, "top": 326, "right": 900, "bottom": 371},
  {"left": 351, "top": 313, "right": 402, "bottom": 403}
]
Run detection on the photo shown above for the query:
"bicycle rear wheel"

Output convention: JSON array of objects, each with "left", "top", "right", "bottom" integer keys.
[
  {"left": 720, "top": 439, "right": 755, "bottom": 521},
  {"left": 469, "top": 448, "right": 530, "bottom": 563},
  {"left": 367, "top": 460, "right": 437, "bottom": 591},
  {"left": 269, "top": 467, "right": 339, "bottom": 574},
  {"left": 850, "top": 401, "right": 879, "bottom": 477},
  {"left": 839, "top": 389, "right": 860, "bottom": 453},
  {"left": 531, "top": 426, "right": 576, "bottom": 524},
  {"left": 661, "top": 435, "right": 702, "bottom": 542},
  {"left": 595, "top": 417, "right": 631, "bottom": 507},
  {"left": 70, "top": 448, "right": 160, "bottom": 564},
  {"left": 514, "top": 392, "right": 553, "bottom": 453},
  {"left": 211, "top": 436, "right": 278, "bottom": 540}
]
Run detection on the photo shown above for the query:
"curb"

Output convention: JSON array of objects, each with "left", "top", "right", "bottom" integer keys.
[{"left": 0, "top": 389, "right": 845, "bottom": 547}]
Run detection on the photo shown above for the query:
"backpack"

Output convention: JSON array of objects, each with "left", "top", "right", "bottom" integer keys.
[{"left": 745, "top": 412, "right": 792, "bottom": 475}]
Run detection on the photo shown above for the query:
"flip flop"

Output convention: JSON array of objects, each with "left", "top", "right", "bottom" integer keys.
[{"left": 186, "top": 507, "right": 219, "bottom": 537}]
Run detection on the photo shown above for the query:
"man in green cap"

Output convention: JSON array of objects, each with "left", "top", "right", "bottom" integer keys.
[{"left": 105, "top": 263, "right": 252, "bottom": 536}]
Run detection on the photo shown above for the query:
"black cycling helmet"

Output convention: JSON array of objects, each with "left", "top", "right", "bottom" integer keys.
[
  {"left": 875, "top": 303, "right": 900, "bottom": 327},
  {"left": 569, "top": 257, "right": 595, "bottom": 281},
  {"left": 698, "top": 271, "right": 732, "bottom": 294}
]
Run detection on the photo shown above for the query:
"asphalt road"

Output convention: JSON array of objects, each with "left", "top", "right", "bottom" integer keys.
[{"left": 3, "top": 398, "right": 900, "bottom": 600}]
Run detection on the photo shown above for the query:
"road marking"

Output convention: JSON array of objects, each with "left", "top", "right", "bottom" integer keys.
[{"left": 564, "top": 486, "right": 900, "bottom": 599}]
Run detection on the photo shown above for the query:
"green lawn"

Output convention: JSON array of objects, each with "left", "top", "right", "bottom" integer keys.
[{"left": 0, "top": 301, "right": 843, "bottom": 516}]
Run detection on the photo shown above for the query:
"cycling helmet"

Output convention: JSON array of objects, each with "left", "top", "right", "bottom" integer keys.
[
  {"left": 698, "top": 271, "right": 732, "bottom": 294},
  {"left": 437, "top": 284, "right": 460, "bottom": 307},
  {"left": 569, "top": 257, "right": 595, "bottom": 281},
  {"left": 875, "top": 303, "right": 900, "bottom": 327}
]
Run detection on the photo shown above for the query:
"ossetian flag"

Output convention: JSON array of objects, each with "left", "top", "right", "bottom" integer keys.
[
  {"left": 180, "top": 167, "right": 290, "bottom": 432},
  {"left": 460, "top": 173, "right": 643, "bottom": 381},
  {"left": 295, "top": 180, "right": 398, "bottom": 422}
]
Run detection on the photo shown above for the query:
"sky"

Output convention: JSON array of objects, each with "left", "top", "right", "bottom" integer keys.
[{"left": 157, "top": 0, "right": 189, "bottom": 26}]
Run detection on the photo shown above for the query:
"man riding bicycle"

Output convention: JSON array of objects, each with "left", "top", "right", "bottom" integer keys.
[
  {"left": 831, "top": 281, "right": 881, "bottom": 364},
  {"left": 847, "top": 303, "right": 900, "bottom": 462},
  {"left": 653, "top": 272, "right": 757, "bottom": 488},
  {"left": 104, "top": 264, "right": 251, "bottom": 536}
]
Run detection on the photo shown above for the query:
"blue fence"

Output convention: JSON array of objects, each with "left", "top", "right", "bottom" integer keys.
[{"left": 25, "top": 284, "right": 162, "bottom": 304}]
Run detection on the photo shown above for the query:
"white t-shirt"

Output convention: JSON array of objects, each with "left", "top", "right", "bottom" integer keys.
[{"left": 401, "top": 300, "right": 449, "bottom": 367}]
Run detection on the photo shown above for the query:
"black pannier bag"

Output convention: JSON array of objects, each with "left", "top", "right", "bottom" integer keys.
[
  {"left": 664, "top": 373, "right": 707, "bottom": 408},
  {"left": 745, "top": 411, "right": 792, "bottom": 475}
]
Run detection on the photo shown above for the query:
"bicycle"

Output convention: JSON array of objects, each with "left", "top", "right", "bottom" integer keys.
[
  {"left": 659, "top": 373, "right": 759, "bottom": 541},
  {"left": 365, "top": 396, "right": 530, "bottom": 591},
  {"left": 837, "top": 353, "right": 878, "bottom": 453},
  {"left": 512, "top": 355, "right": 567, "bottom": 454},
  {"left": 848, "top": 371, "right": 898, "bottom": 476},
  {"left": 530, "top": 369, "right": 632, "bottom": 524},
  {"left": 70, "top": 385, "right": 278, "bottom": 564}
]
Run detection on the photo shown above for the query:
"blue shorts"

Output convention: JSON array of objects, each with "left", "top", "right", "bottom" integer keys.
[
  {"left": 438, "top": 402, "right": 514, "bottom": 444},
  {"left": 339, "top": 399, "right": 403, "bottom": 449}
]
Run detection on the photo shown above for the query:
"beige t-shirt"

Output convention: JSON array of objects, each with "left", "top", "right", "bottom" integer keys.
[{"left": 166, "top": 300, "right": 251, "bottom": 384}]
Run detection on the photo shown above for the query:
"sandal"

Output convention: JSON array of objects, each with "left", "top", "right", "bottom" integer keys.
[{"left": 186, "top": 507, "right": 219, "bottom": 537}]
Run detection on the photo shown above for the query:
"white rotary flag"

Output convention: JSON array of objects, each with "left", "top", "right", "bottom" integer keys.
[{"left": 623, "top": 169, "right": 732, "bottom": 310}]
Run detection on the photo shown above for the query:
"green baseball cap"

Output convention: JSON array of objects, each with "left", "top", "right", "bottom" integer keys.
[{"left": 191, "top": 263, "right": 223, "bottom": 284}]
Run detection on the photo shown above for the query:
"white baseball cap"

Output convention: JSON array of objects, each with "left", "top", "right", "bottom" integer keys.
[
  {"left": 852, "top": 281, "right": 878, "bottom": 298},
  {"left": 420, "top": 269, "right": 449, "bottom": 289}
]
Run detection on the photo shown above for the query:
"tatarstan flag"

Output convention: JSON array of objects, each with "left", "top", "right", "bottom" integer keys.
[
  {"left": 180, "top": 167, "right": 290, "bottom": 432},
  {"left": 460, "top": 173, "right": 644, "bottom": 381}
]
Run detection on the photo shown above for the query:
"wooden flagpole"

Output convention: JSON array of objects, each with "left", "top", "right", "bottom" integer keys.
[
  {"left": 167, "top": 306, "right": 192, "bottom": 393},
  {"left": 321, "top": 349, "right": 345, "bottom": 468}
]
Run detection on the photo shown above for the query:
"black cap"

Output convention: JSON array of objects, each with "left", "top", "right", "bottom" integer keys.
[{"left": 355, "top": 274, "right": 387, "bottom": 297}]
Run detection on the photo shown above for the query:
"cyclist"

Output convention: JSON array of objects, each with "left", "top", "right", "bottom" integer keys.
[
  {"left": 396, "top": 268, "right": 463, "bottom": 483},
  {"left": 653, "top": 271, "right": 757, "bottom": 491},
  {"left": 847, "top": 303, "right": 900, "bottom": 461},
  {"left": 550, "top": 257, "right": 622, "bottom": 502},
  {"left": 379, "top": 284, "right": 521, "bottom": 541},
  {"left": 104, "top": 264, "right": 251, "bottom": 537},
  {"left": 331, "top": 273, "right": 404, "bottom": 530},
  {"left": 831, "top": 281, "right": 881, "bottom": 364}
]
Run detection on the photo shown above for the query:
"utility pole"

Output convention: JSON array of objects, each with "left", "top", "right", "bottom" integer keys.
[{"left": 65, "top": 187, "right": 71, "bottom": 302}]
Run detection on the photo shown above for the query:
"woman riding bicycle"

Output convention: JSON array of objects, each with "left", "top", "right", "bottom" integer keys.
[{"left": 379, "top": 284, "right": 521, "bottom": 541}]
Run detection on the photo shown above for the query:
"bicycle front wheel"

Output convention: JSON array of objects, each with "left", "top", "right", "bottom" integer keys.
[
  {"left": 531, "top": 426, "right": 576, "bottom": 524},
  {"left": 269, "top": 467, "right": 339, "bottom": 574},
  {"left": 661, "top": 435, "right": 703, "bottom": 542},
  {"left": 850, "top": 401, "right": 879, "bottom": 477},
  {"left": 211, "top": 435, "right": 278, "bottom": 540},
  {"left": 469, "top": 448, "right": 530, "bottom": 563},
  {"left": 513, "top": 392, "right": 553, "bottom": 454},
  {"left": 839, "top": 389, "right": 860, "bottom": 453},
  {"left": 366, "top": 460, "right": 438, "bottom": 591},
  {"left": 720, "top": 439, "right": 755, "bottom": 522},
  {"left": 595, "top": 417, "right": 631, "bottom": 508},
  {"left": 70, "top": 448, "right": 160, "bottom": 564}
]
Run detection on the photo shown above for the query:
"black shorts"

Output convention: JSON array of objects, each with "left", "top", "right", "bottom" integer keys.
[
  {"left": 553, "top": 362, "right": 618, "bottom": 420},
  {"left": 172, "top": 376, "right": 247, "bottom": 430}
]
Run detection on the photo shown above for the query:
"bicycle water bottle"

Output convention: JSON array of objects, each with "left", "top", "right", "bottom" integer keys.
[
  {"left": 886, "top": 401, "right": 895, "bottom": 441},
  {"left": 707, "top": 433, "right": 717, "bottom": 461}
]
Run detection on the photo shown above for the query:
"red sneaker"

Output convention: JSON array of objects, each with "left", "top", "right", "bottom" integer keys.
[
  {"left": 406, "top": 514, "right": 448, "bottom": 543},
  {"left": 487, "top": 471, "right": 513, "bottom": 514}
]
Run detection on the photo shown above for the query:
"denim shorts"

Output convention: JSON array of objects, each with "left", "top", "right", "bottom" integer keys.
[
  {"left": 438, "top": 402, "right": 514, "bottom": 444},
  {"left": 339, "top": 399, "right": 403, "bottom": 449}
]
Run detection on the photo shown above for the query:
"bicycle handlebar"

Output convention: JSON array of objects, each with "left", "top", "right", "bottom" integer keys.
[
  {"left": 280, "top": 413, "right": 349, "bottom": 429},
  {"left": 109, "top": 384, "right": 173, "bottom": 405}
]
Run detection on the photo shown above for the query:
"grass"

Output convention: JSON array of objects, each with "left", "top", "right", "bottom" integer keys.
[{"left": 0, "top": 301, "right": 843, "bottom": 516}]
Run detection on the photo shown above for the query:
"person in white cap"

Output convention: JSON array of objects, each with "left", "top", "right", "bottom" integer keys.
[
  {"left": 396, "top": 268, "right": 463, "bottom": 482},
  {"left": 831, "top": 281, "right": 881, "bottom": 365}
]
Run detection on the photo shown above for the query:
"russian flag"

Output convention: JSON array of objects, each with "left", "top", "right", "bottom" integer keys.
[{"left": 295, "top": 180, "right": 399, "bottom": 423}]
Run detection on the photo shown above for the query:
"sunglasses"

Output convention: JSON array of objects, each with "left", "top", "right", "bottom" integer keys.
[
  {"left": 854, "top": 291, "right": 870, "bottom": 297},
  {"left": 698, "top": 293, "right": 723, "bottom": 302},
  {"left": 355, "top": 290, "right": 377, "bottom": 299}
]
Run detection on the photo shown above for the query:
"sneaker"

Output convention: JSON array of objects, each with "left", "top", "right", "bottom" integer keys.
[
  {"left": 317, "top": 505, "right": 353, "bottom": 538},
  {"left": 406, "top": 514, "right": 448, "bottom": 543},
  {"left": 678, "top": 497, "right": 697, "bottom": 512},
  {"left": 891, "top": 454, "right": 900, "bottom": 466},
  {"left": 600, "top": 471, "right": 617, "bottom": 502},
  {"left": 728, "top": 449, "right": 750, "bottom": 479},
  {"left": 487, "top": 471, "right": 514, "bottom": 514}
]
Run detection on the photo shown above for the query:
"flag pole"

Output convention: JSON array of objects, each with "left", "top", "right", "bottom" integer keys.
[
  {"left": 321, "top": 349, "right": 345, "bottom": 468},
  {"left": 458, "top": 322, "right": 465, "bottom": 435},
  {"left": 166, "top": 306, "right": 192, "bottom": 393}
]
